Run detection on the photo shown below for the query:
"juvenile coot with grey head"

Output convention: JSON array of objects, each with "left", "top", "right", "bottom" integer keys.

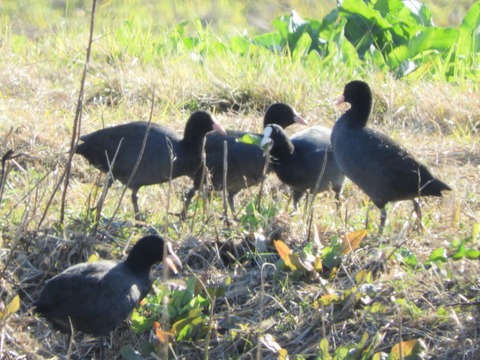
[
  {"left": 76, "top": 111, "right": 226, "bottom": 220},
  {"left": 183, "top": 103, "right": 307, "bottom": 217},
  {"left": 331, "top": 80, "right": 451, "bottom": 233},
  {"left": 34, "top": 235, "right": 180, "bottom": 358},
  {"left": 260, "top": 124, "right": 345, "bottom": 210}
]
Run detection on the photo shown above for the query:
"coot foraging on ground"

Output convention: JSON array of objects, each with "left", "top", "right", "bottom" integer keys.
[
  {"left": 260, "top": 124, "right": 345, "bottom": 210},
  {"left": 331, "top": 80, "right": 451, "bottom": 233},
  {"left": 183, "top": 103, "right": 307, "bottom": 218},
  {"left": 34, "top": 235, "right": 180, "bottom": 359},
  {"left": 76, "top": 111, "right": 226, "bottom": 220}
]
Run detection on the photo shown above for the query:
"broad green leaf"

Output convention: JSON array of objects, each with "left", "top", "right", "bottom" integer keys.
[
  {"left": 286, "top": 253, "right": 314, "bottom": 271},
  {"left": 457, "top": 2, "right": 480, "bottom": 56},
  {"left": 292, "top": 32, "right": 312, "bottom": 59},
  {"left": 206, "top": 285, "right": 226, "bottom": 298},
  {"left": 465, "top": 248, "right": 480, "bottom": 259},
  {"left": 236, "top": 133, "right": 263, "bottom": 146},
  {"left": 367, "top": 303, "right": 387, "bottom": 314},
  {"left": 340, "top": 0, "right": 392, "bottom": 30},
  {"left": 452, "top": 243, "right": 467, "bottom": 259},
  {"left": 131, "top": 310, "right": 153, "bottom": 333},
  {"left": 355, "top": 269, "right": 373, "bottom": 284},
  {"left": 429, "top": 248, "right": 448, "bottom": 262},
  {"left": 387, "top": 27, "right": 457, "bottom": 70},
  {"left": 252, "top": 32, "right": 282, "bottom": 52},
  {"left": 229, "top": 35, "right": 249, "bottom": 54},
  {"left": 321, "top": 238, "right": 343, "bottom": 269},
  {"left": 319, "top": 338, "right": 332, "bottom": 359},
  {"left": 286, "top": 10, "right": 310, "bottom": 51},
  {"left": 398, "top": 248, "right": 417, "bottom": 267},
  {"left": 88, "top": 253, "right": 99, "bottom": 262},
  {"left": 317, "top": 293, "right": 340, "bottom": 306}
]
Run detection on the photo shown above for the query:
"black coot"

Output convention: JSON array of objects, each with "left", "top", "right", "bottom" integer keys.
[
  {"left": 331, "top": 80, "right": 451, "bottom": 233},
  {"left": 76, "top": 111, "right": 226, "bottom": 220},
  {"left": 260, "top": 124, "right": 345, "bottom": 210},
  {"left": 183, "top": 103, "right": 307, "bottom": 217},
  {"left": 34, "top": 235, "right": 179, "bottom": 358}
]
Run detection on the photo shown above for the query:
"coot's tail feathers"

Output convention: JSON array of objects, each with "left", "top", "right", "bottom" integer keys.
[{"left": 422, "top": 178, "right": 452, "bottom": 197}]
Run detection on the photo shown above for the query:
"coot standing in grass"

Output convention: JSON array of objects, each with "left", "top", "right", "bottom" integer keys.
[
  {"left": 331, "top": 80, "right": 451, "bottom": 233},
  {"left": 183, "top": 103, "right": 307, "bottom": 218},
  {"left": 76, "top": 111, "right": 226, "bottom": 220},
  {"left": 260, "top": 124, "right": 345, "bottom": 210},
  {"left": 34, "top": 235, "right": 181, "bottom": 359}
]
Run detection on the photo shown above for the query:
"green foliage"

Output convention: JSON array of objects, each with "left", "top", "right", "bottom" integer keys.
[
  {"left": 251, "top": 1, "right": 479, "bottom": 81},
  {"left": 318, "top": 331, "right": 373, "bottom": 359},
  {"left": 2, "top": 0, "right": 478, "bottom": 83},
  {"left": 428, "top": 223, "right": 480, "bottom": 262},
  {"left": 132, "top": 275, "right": 228, "bottom": 342},
  {"left": 240, "top": 198, "right": 278, "bottom": 228}
]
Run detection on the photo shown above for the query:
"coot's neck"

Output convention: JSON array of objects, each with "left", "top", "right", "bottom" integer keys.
[
  {"left": 182, "top": 123, "right": 209, "bottom": 154},
  {"left": 348, "top": 96, "right": 372, "bottom": 128},
  {"left": 270, "top": 134, "right": 295, "bottom": 161}
]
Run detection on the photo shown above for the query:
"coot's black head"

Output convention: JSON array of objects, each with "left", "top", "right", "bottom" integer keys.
[
  {"left": 125, "top": 235, "right": 166, "bottom": 273},
  {"left": 184, "top": 111, "right": 226, "bottom": 139},
  {"left": 260, "top": 124, "right": 294, "bottom": 159},
  {"left": 339, "top": 80, "right": 373, "bottom": 127},
  {"left": 264, "top": 103, "right": 307, "bottom": 129}
]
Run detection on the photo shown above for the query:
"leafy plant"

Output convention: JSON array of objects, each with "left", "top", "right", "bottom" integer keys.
[
  {"left": 131, "top": 275, "right": 228, "bottom": 343},
  {"left": 251, "top": 1, "right": 480, "bottom": 81}
]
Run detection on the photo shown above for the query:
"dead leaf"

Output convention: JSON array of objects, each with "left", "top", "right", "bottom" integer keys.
[
  {"left": 153, "top": 321, "right": 173, "bottom": 343},
  {"left": 390, "top": 339, "right": 426, "bottom": 359},
  {"left": 0, "top": 295, "right": 20, "bottom": 320},
  {"left": 342, "top": 229, "right": 368, "bottom": 255},
  {"left": 274, "top": 240, "right": 292, "bottom": 259}
]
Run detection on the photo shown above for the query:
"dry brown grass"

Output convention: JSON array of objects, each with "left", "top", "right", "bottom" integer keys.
[{"left": 0, "top": 3, "right": 479, "bottom": 359}]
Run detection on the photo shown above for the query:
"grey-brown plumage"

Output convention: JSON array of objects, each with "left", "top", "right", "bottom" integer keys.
[
  {"left": 75, "top": 111, "right": 226, "bottom": 219},
  {"left": 331, "top": 80, "right": 451, "bottom": 233}
]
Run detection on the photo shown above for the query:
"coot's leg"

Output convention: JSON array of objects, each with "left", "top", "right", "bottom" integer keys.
[
  {"left": 378, "top": 207, "right": 387, "bottom": 235},
  {"left": 412, "top": 199, "right": 424, "bottom": 232},
  {"left": 181, "top": 187, "right": 197, "bottom": 220},
  {"left": 333, "top": 188, "right": 342, "bottom": 214},
  {"left": 131, "top": 188, "right": 141, "bottom": 221},
  {"left": 292, "top": 190, "right": 303, "bottom": 212},
  {"left": 94, "top": 174, "right": 113, "bottom": 219},
  {"left": 228, "top": 192, "right": 237, "bottom": 217},
  {"left": 99, "top": 336, "right": 105, "bottom": 360},
  {"left": 364, "top": 206, "right": 370, "bottom": 230}
]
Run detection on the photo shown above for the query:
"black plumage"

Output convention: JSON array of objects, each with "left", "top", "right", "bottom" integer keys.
[
  {"left": 34, "top": 235, "right": 177, "bottom": 357},
  {"left": 260, "top": 124, "right": 345, "bottom": 210},
  {"left": 75, "top": 111, "right": 226, "bottom": 219},
  {"left": 331, "top": 80, "right": 451, "bottom": 233},
  {"left": 183, "top": 103, "right": 307, "bottom": 217}
]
